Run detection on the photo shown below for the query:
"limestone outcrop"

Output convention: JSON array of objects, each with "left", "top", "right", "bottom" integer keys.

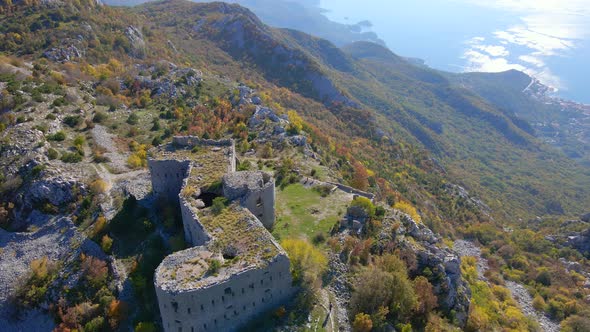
[{"left": 372, "top": 210, "right": 471, "bottom": 328}]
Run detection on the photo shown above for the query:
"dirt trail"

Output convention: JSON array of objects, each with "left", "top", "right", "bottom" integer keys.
[{"left": 454, "top": 240, "right": 560, "bottom": 332}]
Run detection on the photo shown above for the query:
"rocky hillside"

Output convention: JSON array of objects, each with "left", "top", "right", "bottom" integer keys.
[{"left": 1, "top": 0, "right": 590, "bottom": 331}]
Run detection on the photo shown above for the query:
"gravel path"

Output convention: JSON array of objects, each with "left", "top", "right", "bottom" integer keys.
[
  {"left": 506, "top": 281, "right": 560, "bottom": 332},
  {"left": 454, "top": 240, "right": 560, "bottom": 332},
  {"left": 91, "top": 124, "right": 130, "bottom": 173},
  {"left": 326, "top": 253, "right": 351, "bottom": 332}
]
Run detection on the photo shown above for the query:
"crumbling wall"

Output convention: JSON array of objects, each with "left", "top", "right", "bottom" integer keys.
[
  {"left": 156, "top": 254, "right": 295, "bottom": 332},
  {"left": 179, "top": 194, "right": 210, "bottom": 246},
  {"left": 172, "top": 136, "right": 236, "bottom": 173},
  {"left": 326, "top": 181, "right": 375, "bottom": 200},
  {"left": 223, "top": 172, "right": 275, "bottom": 229},
  {"left": 239, "top": 182, "right": 275, "bottom": 229},
  {"left": 148, "top": 160, "right": 191, "bottom": 202}
]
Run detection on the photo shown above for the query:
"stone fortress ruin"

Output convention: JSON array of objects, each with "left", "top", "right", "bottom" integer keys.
[{"left": 149, "top": 136, "right": 296, "bottom": 332}]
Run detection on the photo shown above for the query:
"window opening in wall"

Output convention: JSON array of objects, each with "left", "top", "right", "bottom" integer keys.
[
  {"left": 242, "top": 288, "right": 245, "bottom": 294},
  {"left": 224, "top": 287, "right": 232, "bottom": 295},
  {"left": 260, "top": 279, "right": 263, "bottom": 285},
  {"left": 252, "top": 302, "right": 255, "bottom": 307},
  {"left": 262, "top": 298, "right": 265, "bottom": 303},
  {"left": 203, "top": 324, "right": 207, "bottom": 330},
  {"left": 188, "top": 308, "right": 191, "bottom": 314},
  {"left": 172, "top": 302, "right": 179, "bottom": 313},
  {"left": 234, "top": 310, "right": 238, "bottom": 316},
  {"left": 212, "top": 300, "right": 215, "bottom": 306},
  {"left": 243, "top": 305, "right": 246, "bottom": 311},
  {"left": 222, "top": 296, "right": 225, "bottom": 302},
  {"left": 191, "top": 328, "right": 194, "bottom": 332},
  {"left": 214, "top": 319, "right": 217, "bottom": 325},
  {"left": 200, "top": 304, "right": 204, "bottom": 311},
  {"left": 256, "top": 197, "right": 263, "bottom": 208}
]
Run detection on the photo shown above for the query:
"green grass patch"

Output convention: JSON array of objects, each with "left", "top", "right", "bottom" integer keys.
[{"left": 273, "top": 183, "right": 350, "bottom": 241}]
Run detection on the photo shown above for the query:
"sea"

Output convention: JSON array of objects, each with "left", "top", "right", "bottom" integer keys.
[{"left": 319, "top": 0, "right": 590, "bottom": 104}]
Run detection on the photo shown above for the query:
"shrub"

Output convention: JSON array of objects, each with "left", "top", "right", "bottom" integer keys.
[
  {"left": 414, "top": 276, "right": 438, "bottom": 316},
  {"left": 81, "top": 255, "right": 108, "bottom": 289},
  {"left": 393, "top": 201, "right": 421, "bottom": 223},
  {"left": 281, "top": 238, "right": 327, "bottom": 284},
  {"left": 352, "top": 313, "right": 373, "bottom": 332},
  {"left": 535, "top": 268, "right": 552, "bottom": 286},
  {"left": 84, "top": 316, "right": 105, "bottom": 332},
  {"left": 127, "top": 143, "right": 147, "bottom": 168},
  {"left": 52, "top": 97, "right": 66, "bottom": 107},
  {"left": 532, "top": 295, "right": 546, "bottom": 312},
  {"left": 237, "top": 160, "right": 251, "bottom": 171},
  {"left": 73, "top": 135, "right": 85, "bottom": 147},
  {"left": 261, "top": 142, "right": 273, "bottom": 158},
  {"left": 31, "top": 164, "right": 46, "bottom": 177},
  {"left": 48, "top": 131, "right": 66, "bottom": 141},
  {"left": 313, "top": 184, "right": 332, "bottom": 197},
  {"left": 150, "top": 136, "right": 162, "bottom": 147},
  {"left": 135, "top": 322, "right": 157, "bottom": 332},
  {"left": 287, "top": 110, "right": 304, "bottom": 135},
  {"left": 127, "top": 154, "right": 144, "bottom": 168},
  {"left": 127, "top": 113, "right": 139, "bottom": 125},
  {"left": 60, "top": 152, "right": 83, "bottom": 163},
  {"left": 101, "top": 235, "right": 113, "bottom": 253},
  {"left": 93, "top": 215, "right": 107, "bottom": 237},
  {"left": 561, "top": 315, "right": 590, "bottom": 332},
  {"left": 90, "top": 179, "right": 109, "bottom": 194},
  {"left": 63, "top": 115, "right": 81, "bottom": 128},
  {"left": 93, "top": 111, "right": 107, "bottom": 123},
  {"left": 351, "top": 197, "right": 376, "bottom": 217},
  {"left": 350, "top": 255, "right": 417, "bottom": 324},
  {"left": 107, "top": 299, "right": 128, "bottom": 330},
  {"left": 207, "top": 259, "right": 221, "bottom": 276},
  {"left": 211, "top": 197, "right": 228, "bottom": 215},
  {"left": 312, "top": 232, "right": 326, "bottom": 244},
  {"left": 14, "top": 257, "right": 58, "bottom": 309}
]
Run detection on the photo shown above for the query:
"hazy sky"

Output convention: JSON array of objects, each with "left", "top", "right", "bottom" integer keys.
[{"left": 459, "top": 0, "right": 590, "bottom": 89}]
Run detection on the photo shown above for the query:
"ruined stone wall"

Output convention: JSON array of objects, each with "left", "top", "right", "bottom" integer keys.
[
  {"left": 156, "top": 254, "right": 295, "bottom": 332},
  {"left": 238, "top": 183, "right": 275, "bottom": 229},
  {"left": 179, "top": 194, "right": 210, "bottom": 247},
  {"left": 223, "top": 172, "right": 275, "bottom": 229},
  {"left": 172, "top": 136, "right": 236, "bottom": 173},
  {"left": 326, "top": 181, "right": 375, "bottom": 200},
  {"left": 148, "top": 160, "right": 191, "bottom": 202}
]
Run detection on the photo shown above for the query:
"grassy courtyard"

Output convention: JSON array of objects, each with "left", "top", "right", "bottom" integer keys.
[{"left": 273, "top": 183, "right": 352, "bottom": 242}]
